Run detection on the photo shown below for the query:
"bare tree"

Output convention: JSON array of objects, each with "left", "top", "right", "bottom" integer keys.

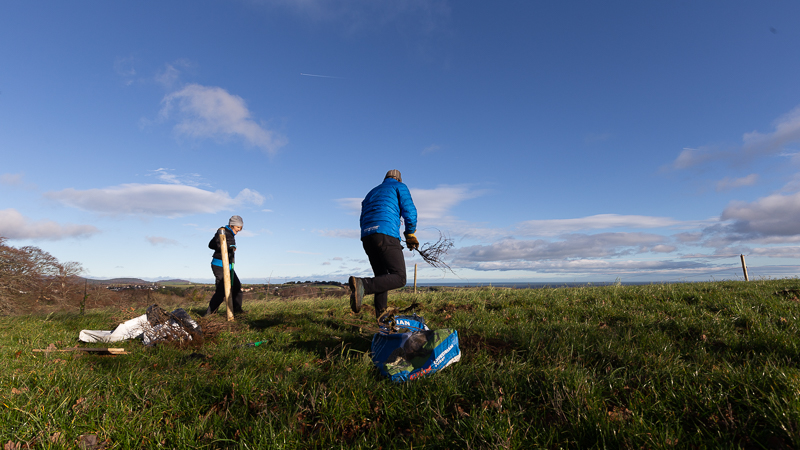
[
  {"left": 0, "top": 237, "right": 37, "bottom": 312},
  {"left": 23, "top": 245, "right": 62, "bottom": 302},
  {"left": 0, "top": 237, "right": 84, "bottom": 312},
  {"left": 54, "top": 260, "right": 84, "bottom": 303},
  {"left": 1, "top": 239, "right": 39, "bottom": 289}
]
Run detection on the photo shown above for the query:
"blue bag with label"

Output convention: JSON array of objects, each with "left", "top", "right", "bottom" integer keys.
[{"left": 370, "top": 314, "right": 461, "bottom": 382}]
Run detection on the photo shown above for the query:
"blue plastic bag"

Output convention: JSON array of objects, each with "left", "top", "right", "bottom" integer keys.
[{"left": 370, "top": 315, "right": 461, "bottom": 382}]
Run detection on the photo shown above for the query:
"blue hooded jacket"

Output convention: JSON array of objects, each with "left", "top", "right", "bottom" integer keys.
[{"left": 360, "top": 178, "right": 417, "bottom": 240}]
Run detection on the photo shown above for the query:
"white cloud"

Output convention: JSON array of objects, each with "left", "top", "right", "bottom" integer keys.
[
  {"left": 410, "top": 185, "right": 483, "bottom": 221},
  {"left": 751, "top": 246, "right": 800, "bottom": 258},
  {"left": 0, "top": 209, "right": 99, "bottom": 241},
  {"left": 263, "top": 0, "right": 451, "bottom": 32},
  {"left": 155, "top": 59, "right": 193, "bottom": 88},
  {"left": 721, "top": 191, "right": 800, "bottom": 237},
  {"left": 148, "top": 168, "right": 205, "bottom": 187},
  {"left": 751, "top": 235, "right": 800, "bottom": 245},
  {"left": 422, "top": 144, "right": 441, "bottom": 155},
  {"left": 336, "top": 184, "right": 483, "bottom": 223},
  {"left": 674, "top": 232, "right": 704, "bottom": 243},
  {"left": 156, "top": 64, "right": 180, "bottom": 88},
  {"left": 671, "top": 105, "right": 800, "bottom": 170},
  {"left": 0, "top": 173, "right": 24, "bottom": 186},
  {"left": 44, "top": 184, "right": 265, "bottom": 217},
  {"left": 715, "top": 174, "right": 759, "bottom": 192},
  {"left": 454, "top": 233, "right": 668, "bottom": 263},
  {"left": 651, "top": 244, "right": 677, "bottom": 253},
  {"left": 336, "top": 198, "right": 362, "bottom": 215},
  {"left": 457, "top": 258, "right": 709, "bottom": 274},
  {"left": 152, "top": 168, "right": 180, "bottom": 184},
  {"left": 315, "top": 229, "right": 360, "bottom": 239},
  {"left": 742, "top": 106, "right": 800, "bottom": 156},
  {"left": 671, "top": 145, "right": 728, "bottom": 169},
  {"left": 146, "top": 236, "right": 179, "bottom": 246},
  {"left": 114, "top": 56, "right": 137, "bottom": 85},
  {"left": 776, "top": 170, "right": 800, "bottom": 194},
  {"left": 234, "top": 188, "right": 267, "bottom": 205},
  {"left": 160, "top": 84, "right": 287, "bottom": 155},
  {"left": 516, "top": 214, "right": 682, "bottom": 236},
  {"left": 0, "top": 173, "right": 36, "bottom": 190}
]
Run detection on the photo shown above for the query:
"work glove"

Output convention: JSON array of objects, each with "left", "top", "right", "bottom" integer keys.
[{"left": 404, "top": 232, "right": 419, "bottom": 251}]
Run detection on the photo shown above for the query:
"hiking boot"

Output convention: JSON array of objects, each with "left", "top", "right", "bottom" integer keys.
[{"left": 349, "top": 276, "right": 364, "bottom": 313}]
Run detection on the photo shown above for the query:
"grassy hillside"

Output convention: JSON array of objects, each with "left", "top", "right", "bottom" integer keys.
[{"left": 2, "top": 279, "right": 800, "bottom": 448}]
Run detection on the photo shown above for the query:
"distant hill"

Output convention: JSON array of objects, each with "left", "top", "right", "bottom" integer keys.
[
  {"left": 84, "top": 278, "right": 153, "bottom": 285},
  {"left": 82, "top": 278, "right": 194, "bottom": 285}
]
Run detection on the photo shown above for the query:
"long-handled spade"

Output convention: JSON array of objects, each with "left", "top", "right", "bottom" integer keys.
[{"left": 218, "top": 228, "right": 234, "bottom": 322}]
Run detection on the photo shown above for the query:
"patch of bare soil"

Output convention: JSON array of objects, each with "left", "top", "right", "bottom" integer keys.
[
  {"left": 197, "top": 316, "right": 248, "bottom": 343},
  {"left": 774, "top": 288, "right": 800, "bottom": 302},
  {"left": 435, "top": 303, "right": 475, "bottom": 314},
  {"left": 460, "top": 334, "right": 518, "bottom": 358}
]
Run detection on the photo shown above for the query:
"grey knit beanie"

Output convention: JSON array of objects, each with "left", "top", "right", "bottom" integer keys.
[
  {"left": 385, "top": 169, "right": 402, "bottom": 182},
  {"left": 229, "top": 215, "right": 244, "bottom": 229}
]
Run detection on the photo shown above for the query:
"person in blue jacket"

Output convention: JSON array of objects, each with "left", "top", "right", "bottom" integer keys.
[
  {"left": 349, "top": 170, "right": 419, "bottom": 319},
  {"left": 205, "top": 215, "right": 246, "bottom": 317}
]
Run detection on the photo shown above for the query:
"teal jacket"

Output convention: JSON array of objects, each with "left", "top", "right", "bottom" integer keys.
[{"left": 210, "top": 226, "right": 236, "bottom": 270}]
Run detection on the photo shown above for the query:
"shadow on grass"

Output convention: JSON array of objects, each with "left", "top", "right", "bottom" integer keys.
[
  {"left": 287, "top": 336, "right": 372, "bottom": 361},
  {"left": 286, "top": 315, "right": 373, "bottom": 358},
  {"left": 246, "top": 316, "right": 287, "bottom": 330},
  {"left": 187, "top": 306, "right": 208, "bottom": 317}
]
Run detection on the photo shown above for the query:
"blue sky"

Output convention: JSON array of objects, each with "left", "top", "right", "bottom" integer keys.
[{"left": 3, "top": 1, "right": 800, "bottom": 284}]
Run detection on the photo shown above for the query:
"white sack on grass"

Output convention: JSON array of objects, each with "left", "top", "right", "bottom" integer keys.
[
  {"left": 78, "top": 306, "right": 202, "bottom": 345},
  {"left": 79, "top": 314, "right": 149, "bottom": 343}
]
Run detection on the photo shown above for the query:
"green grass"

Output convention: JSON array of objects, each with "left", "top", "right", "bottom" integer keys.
[{"left": 3, "top": 279, "right": 800, "bottom": 448}]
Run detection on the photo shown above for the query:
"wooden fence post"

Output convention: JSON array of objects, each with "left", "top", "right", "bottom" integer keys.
[
  {"left": 414, "top": 264, "right": 418, "bottom": 294},
  {"left": 740, "top": 254, "right": 749, "bottom": 282},
  {"left": 219, "top": 228, "right": 234, "bottom": 321}
]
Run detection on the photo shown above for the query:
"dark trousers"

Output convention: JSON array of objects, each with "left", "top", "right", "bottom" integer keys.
[
  {"left": 361, "top": 233, "right": 406, "bottom": 317},
  {"left": 207, "top": 264, "right": 244, "bottom": 314}
]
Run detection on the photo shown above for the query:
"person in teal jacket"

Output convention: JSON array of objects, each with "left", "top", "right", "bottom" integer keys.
[
  {"left": 349, "top": 170, "right": 419, "bottom": 319},
  {"left": 205, "top": 215, "right": 245, "bottom": 317}
]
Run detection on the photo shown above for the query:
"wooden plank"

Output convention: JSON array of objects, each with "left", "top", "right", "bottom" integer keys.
[
  {"left": 78, "top": 348, "right": 129, "bottom": 355},
  {"left": 33, "top": 346, "right": 128, "bottom": 355}
]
